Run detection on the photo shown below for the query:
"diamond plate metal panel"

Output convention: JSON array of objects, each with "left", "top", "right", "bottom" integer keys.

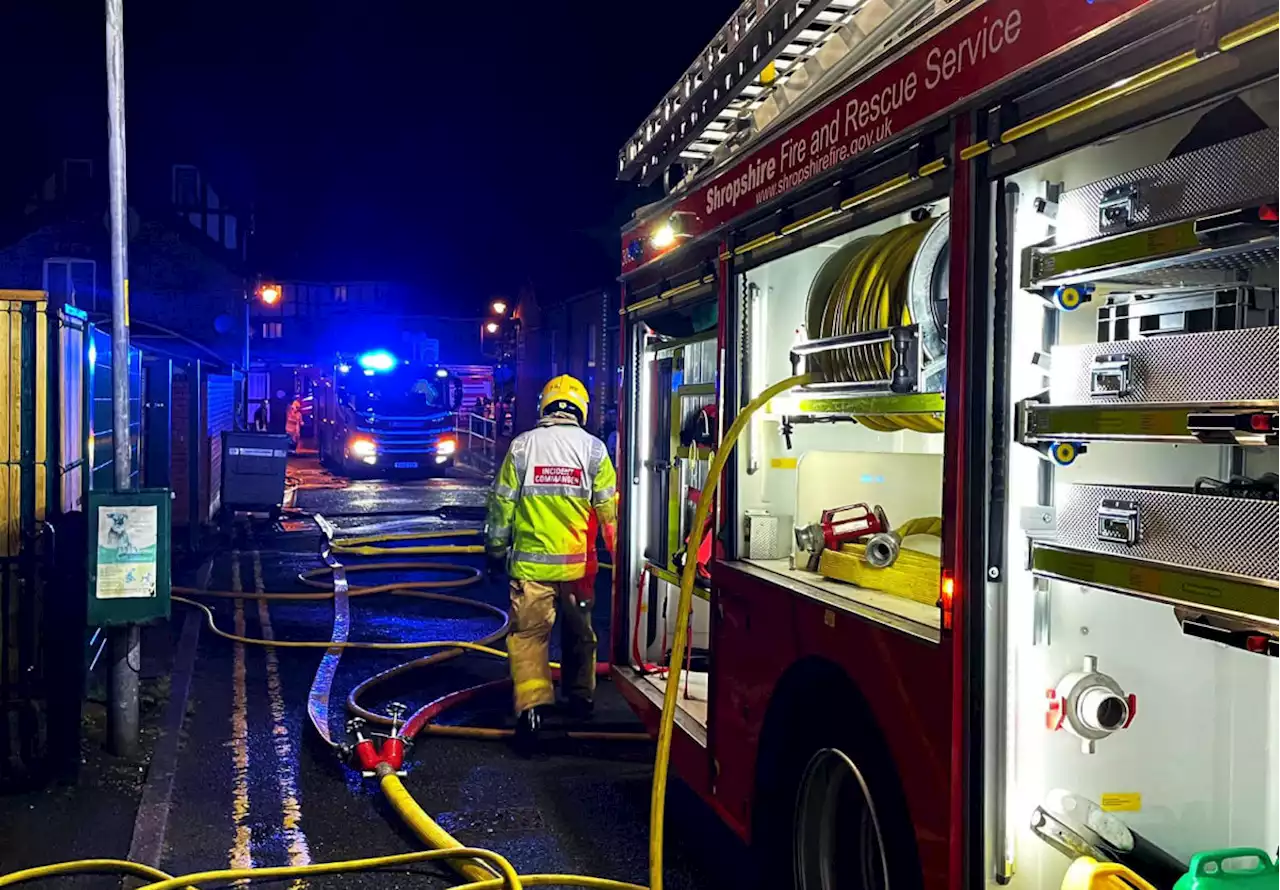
[
  {"left": 744, "top": 511, "right": 788, "bottom": 560},
  {"left": 1056, "top": 129, "right": 1279, "bottom": 245},
  {"left": 1051, "top": 326, "right": 1279, "bottom": 404},
  {"left": 1055, "top": 484, "right": 1279, "bottom": 581}
]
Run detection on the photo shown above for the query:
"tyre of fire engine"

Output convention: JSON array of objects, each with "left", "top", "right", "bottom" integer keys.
[{"left": 751, "top": 659, "right": 923, "bottom": 890}]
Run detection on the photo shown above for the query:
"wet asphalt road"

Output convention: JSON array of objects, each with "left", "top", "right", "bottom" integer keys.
[{"left": 161, "top": 461, "right": 750, "bottom": 888}]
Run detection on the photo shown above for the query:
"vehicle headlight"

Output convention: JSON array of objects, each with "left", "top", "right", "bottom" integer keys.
[
  {"left": 349, "top": 437, "right": 377, "bottom": 458},
  {"left": 436, "top": 438, "right": 456, "bottom": 456}
]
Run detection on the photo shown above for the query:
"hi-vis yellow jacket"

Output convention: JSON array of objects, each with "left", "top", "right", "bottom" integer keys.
[{"left": 486, "top": 415, "right": 618, "bottom": 582}]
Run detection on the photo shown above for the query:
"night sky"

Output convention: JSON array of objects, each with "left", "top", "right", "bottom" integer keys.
[{"left": 3, "top": 1, "right": 739, "bottom": 312}]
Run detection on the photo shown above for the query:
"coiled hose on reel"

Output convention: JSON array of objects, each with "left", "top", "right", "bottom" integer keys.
[{"left": 809, "top": 218, "right": 946, "bottom": 434}]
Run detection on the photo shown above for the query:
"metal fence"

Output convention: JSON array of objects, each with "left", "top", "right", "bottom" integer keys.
[
  {"left": 454, "top": 411, "right": 498, "bottom": 476},
  {"left": 0, "top": 292, "right": 94, "bottom": 789}
]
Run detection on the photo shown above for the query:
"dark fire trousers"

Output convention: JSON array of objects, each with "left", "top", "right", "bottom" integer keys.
[{"left": 507, "top": 578, "right": 596, "bottom": 712}]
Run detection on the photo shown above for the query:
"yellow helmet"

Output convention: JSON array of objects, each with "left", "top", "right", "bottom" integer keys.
[{"left": 539, "top": 375, "right": 589, "bottom": 421}]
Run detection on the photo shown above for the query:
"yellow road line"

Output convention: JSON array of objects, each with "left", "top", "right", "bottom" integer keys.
[
  {"left": 228, "top": 551, "right": 253, "bottom": 872},
  {"left": 253, "top": 550, "right": 313, "bottom": 886}
]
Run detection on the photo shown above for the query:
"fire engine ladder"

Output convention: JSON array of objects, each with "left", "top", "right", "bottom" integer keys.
[{"left": 616, "top": 0, "right": 945, "bottom": 190}]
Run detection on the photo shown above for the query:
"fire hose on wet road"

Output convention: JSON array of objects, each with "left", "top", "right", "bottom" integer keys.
[{"left": 0, "top": 374, "right": 808, "bottom": 890}]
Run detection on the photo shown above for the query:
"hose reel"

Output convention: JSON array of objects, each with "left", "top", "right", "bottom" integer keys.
[{"left": 802, "top": 213, "right": 950, "bottom": 433}]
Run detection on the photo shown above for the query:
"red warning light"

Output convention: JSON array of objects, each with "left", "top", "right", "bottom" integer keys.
[{"left": 940, "top": 573, "right": 956, "bottom": 631}]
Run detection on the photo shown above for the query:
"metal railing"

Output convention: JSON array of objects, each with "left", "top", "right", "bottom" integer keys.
[{"left": 454, "top": 411, "right": 498, "bottom": 475}]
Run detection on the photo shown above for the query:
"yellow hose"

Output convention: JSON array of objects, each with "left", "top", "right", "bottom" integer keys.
[
  {"left": 133, "top": 847, "right": 523, "bottom": 890},
  {"left": 333, "top": 529, "right": 483, "bottom": 548},
  {"left": 330, "top": 530, "right": 484, "bottom": 559},
  {"left": 895, "top": 516, "right": 944, "bottom": 539},
  {"left": 447, "top": 877, "right": 648, "bottom": 890},
  {"left": 380, "top": 772, "right": 501, "bottom": 883},
  {"left": 817, "top": 223, "right": 944, "bottom": 434},
  {"left": 175, "top": 595, "right": 514, "bottom": 653},
  {"left": 2, "top": 376, "right": 808, "bottom": 890},
  {"left": 648, "top": 373, "right": 809, "bottom": 890},
  {"left": 0, "top": 859, "right": 175, "bottom": 887}
]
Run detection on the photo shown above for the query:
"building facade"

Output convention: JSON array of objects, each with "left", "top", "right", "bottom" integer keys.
[{"left": 0, "top": 158, "right": 250, "bottom": 368}]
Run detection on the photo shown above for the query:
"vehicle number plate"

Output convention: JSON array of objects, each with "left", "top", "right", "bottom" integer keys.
[{"left": 394, "top": 461, "right": 418, "bottom": 469}]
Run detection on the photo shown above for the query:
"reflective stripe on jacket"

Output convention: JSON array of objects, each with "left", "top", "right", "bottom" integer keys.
[{"left": 486, "top": 415, "right": 618, "bottom": 582}]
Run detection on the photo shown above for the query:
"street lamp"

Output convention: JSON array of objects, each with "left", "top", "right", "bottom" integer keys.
[
  {"left": 491, "top": 299, "right": 508, "bottom": 315},
  {"left": 485, "top": 321, "right": 500, "bottom": 334},
  {"left": 259, "top": 283, "right": 281, "bottom": 305}
]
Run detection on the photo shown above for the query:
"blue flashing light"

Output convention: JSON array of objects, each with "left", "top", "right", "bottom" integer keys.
[
  {"left": 357, "top": 350, "right": 397, "bottom": 373},
  {"left": 88, "top": 337, "right": 97, "bottom": 366},
  {"left": 435, "top": 368, "right": 449, "bottom": 378}
]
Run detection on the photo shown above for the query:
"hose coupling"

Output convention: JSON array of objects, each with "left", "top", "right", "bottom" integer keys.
[
  {"left": 379, "top": 736, "right": 407, "bottom": 772},
  {"left": 348, "top": 712, "right": 411, "bottom": 775},
  {"left": 387, "top": 702, "right": 408, "bottom": 738},
  {"left": 864, "top": 531, "right": 902, "bottom": 568},
  {"left": 1046, "top": 655, "right": 1136, "bottom": 754},
  {"left": 352, "top": 734, "right": 409, "bottom": 776},
  {"left": 353, "top": 735, "right": 380, "bottom": 774}
]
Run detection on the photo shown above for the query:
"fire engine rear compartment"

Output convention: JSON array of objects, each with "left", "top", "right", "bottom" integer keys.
[
  {"left": 623, "top": 189, "right": 955, "bottom": 738},
  {"left": 733, "top": 203, "right": 950, "bottom": 638},
  {"left": 983, "top": 83, "right": 1279, "bottom": 888}
]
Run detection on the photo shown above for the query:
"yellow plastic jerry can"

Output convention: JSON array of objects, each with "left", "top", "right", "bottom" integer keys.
[{"left": 1063, "top": 856, "right": 1159, "bottom": 890}]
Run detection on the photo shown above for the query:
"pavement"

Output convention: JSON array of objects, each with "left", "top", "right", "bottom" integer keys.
[
  {"left": 0, "top": 622, "right": 176, "bottom": 887},
  {"left": 145, "top": 457, "right": 749, "bottom": 888}
]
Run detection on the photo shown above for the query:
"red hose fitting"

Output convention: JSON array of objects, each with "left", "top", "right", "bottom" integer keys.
[
  {"left": 354, "top": 737, "right": 380, "bottom": 771},
  {"left": 380, "top": 737, "right": 406, "bottom": 771}
]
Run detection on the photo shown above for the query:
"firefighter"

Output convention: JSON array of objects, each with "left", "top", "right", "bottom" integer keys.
[
  {"left": 485, "top": 375, "right": 617, "bottom": 749},
  {"left": 285, "top": 397, "right": 303, "bottom": 451}
]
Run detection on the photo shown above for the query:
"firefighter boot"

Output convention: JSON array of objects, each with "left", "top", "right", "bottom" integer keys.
[
  {"left": 564, "top": 696, "right": 594, "bottom": 722},
  {"left": 514, "top": 706, "right": 545, "bottom": 756}
]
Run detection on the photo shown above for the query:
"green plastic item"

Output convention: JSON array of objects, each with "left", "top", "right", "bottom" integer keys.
[{"left": 1173, "top": 848, "right": 1279, "bottom": 890}]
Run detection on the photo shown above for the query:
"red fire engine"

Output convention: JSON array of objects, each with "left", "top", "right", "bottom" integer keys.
[{"left": 612, "top": 1, "right": 1278, "bottom": 888}]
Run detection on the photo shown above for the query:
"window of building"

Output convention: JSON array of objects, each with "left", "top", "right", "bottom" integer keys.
[
  {"left": 587, "top": 323, "right": 598, "bottom": 368},
  {"left": 262, "top": 322, "right": 283, "bottom": 339},
  {"left": 334, "top": 285, "right": 347, "bottom": 303},
  {"left": 172, "top": 165, "right": 200, "bottom": 207},
  {"left": 43, "top": 258, "right": 97, "bottom": 311}
]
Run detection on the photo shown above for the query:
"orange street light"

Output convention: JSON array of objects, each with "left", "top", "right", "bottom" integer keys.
[
  {"left": 259, "top": 284, "right": 281, "bottom": 305},
  {"left": 491, "top": 299, "right": 508, "bottom": 315},
  {"left": 484, "top": 321, "right": 500, "bottom": 334}
]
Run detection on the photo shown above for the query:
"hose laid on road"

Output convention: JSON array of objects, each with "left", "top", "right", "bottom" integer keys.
[
  {"left": 0, "top": 859, "right": 174, "bottom": 887},
  {"left": 0, "top": 852, "right": 650, "bottom": 890},
  {"left": 330, "top": 529, "right": 486, "bottom": 557},
  {"left": 134, "top": 846, "right": 523, "bottom": 890},
  {"left": 173, "top": 530, "right": 651, "bottom": 742},
  {"left": 2, "top": 372, "right": 807, "bottom": 890}
]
